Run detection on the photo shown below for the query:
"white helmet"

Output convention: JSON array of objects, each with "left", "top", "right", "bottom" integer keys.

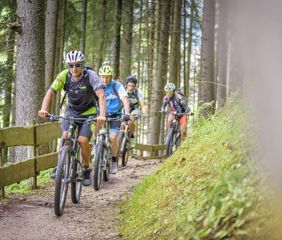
[
  {"left": 164, "top": 82, "right": 176, "bottom": 92},
  {"left": 65, "top": 50, "right": 85, "bottom": 63}
]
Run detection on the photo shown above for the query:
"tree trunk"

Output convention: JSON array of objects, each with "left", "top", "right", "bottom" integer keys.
[
  {"left": 97, "top": 0, "right": 107, "bottom": 71},
  {"left": 15, "top": 0, "right": 45, "bottom": 161},
  {"left": 54, "top": 0, "right": 66, "bottom": 114},
  {"left": 80, "top": 0, "right": 87, "bottom": 54},
  {"left": 198, "top": 0, "right": 215, "bottom": 118},
  {"left": 185, "top": 0, "right": 196, "bottom": 98},
  {"left": 113, "top": 0, "right": 123, "bottom": 79},
  {"left": 45, "top": 0, "right": 59, "bottom": 91},
  {"left": 120, "top": 0, "right": 133, "bottom": 82},
  {"left": 2, "top": 2, "right": 16, "bottom": 165},
  {"left": 169, "top": 0, "right": 182, "bottom": 88},
  {"left": 216, "top": 0, "right": 228, "bottom": 108},
  {"left": 182, "top": 0, "right": 187, "bottom": 89},
  {"left": 149, "top": 0, "right": 171, "bottom": 145},
  {"left": 146, "top": 0, "right": 156, "bottom": 134},
  {"left": 137, "top": 0, "right": 143, "bottom": 82}
]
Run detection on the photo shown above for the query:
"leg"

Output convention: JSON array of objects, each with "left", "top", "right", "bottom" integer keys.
[
  {"left": 78, "top": 122, "right": 94, "bottom": 186},
  {"left": 179, "top": 115, "right": 188, "bottom": 142},
  {"left": 128, "top": 117, "right": 136, "bottom": 137},
  {"left": 109, "top": 132, "right": 119, "bottom": 157},
  {"left": 109, "top": 119, "right": 121, "bottom": 174},
  {"left": 78, "top": 136, "right": 91, "bottom": 168}
]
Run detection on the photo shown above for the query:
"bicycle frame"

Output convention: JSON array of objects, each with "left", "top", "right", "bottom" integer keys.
[{"left": 60, "top": 118, "right": 83, "bottom": 184}]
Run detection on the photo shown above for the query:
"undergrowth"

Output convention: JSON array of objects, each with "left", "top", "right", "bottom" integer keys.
[
  {"left": 5, "top": 168, "right": 54, "bottom": 195},
  {"left": 120, "top": 98, "right": 266, "bottom": 239}
]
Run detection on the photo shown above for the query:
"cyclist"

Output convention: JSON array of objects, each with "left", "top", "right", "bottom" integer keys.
[
  {"left": 160, "top": 82, "right": 190, "bottom": 141},
  {"left": 98, "top": 65, "right": 130, "bottom": 174},
  {"left": 38, "top": 50, "right": 106, "bottom": 186},
  {"left": 124, "top": 75, "right": 146, "bottom": 138}
]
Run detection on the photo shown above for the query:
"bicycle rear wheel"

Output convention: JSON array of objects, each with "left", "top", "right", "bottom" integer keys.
[
  {"left": 165, "top": 128, "right": 174, "bottom": 158},
  {"left": 93, "top": 141, "right": 104, "bottom": 190},
  {"left": 54, "top": 146, "right": 70, "bottom": 216},
  {"left": 71, "top": 147, "right": 83, "bottom": 203}
]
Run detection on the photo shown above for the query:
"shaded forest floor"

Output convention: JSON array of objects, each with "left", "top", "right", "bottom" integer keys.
[{"left": 0, "top": 158, "right": 161, "bottom": 240}]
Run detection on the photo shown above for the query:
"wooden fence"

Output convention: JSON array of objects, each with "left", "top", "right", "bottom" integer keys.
[{"left": 0, "top": 122, "right": 166, "bottom": 198}]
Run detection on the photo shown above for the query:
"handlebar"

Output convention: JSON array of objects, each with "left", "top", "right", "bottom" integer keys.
[
  {"left": 159, "top": 111, "right": 193, "bottom": 116},
  {"left": 47, "top": 114, "right": 121, "bottom": 125}
]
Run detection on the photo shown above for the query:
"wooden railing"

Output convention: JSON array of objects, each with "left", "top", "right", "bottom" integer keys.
[
  {"left": 0, "top": 122, "right": 61, "bottom": 198},
  {"left": 0, "top": 122, "right": 166, "bottom": 198}
]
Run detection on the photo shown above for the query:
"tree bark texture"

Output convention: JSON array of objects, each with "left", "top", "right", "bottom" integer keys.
[
  {"left": 113, "top": 0, "right": 122, "bottom": 79},
  {"left": 216, "top": 0, "right": 228, "bottom": 108},
  {"left": 80, "top": 0, "right": 87, "bottom": 54},
  {"left": 169, "top": 0, "right": 182, "bottom": 88},
  {"left": 45, "top": 0, "right": 59, "bottom": 91},
  {"left": 149, "top": 0, "right": 171, "bottom": 145},
  {"left": 15, "top": 0, "right": 45, "bottom": 161},
  {"left": 120, "top": 0, "right": 133, "bottom": 82},
  {"left": 198, "top": 0, "right": 215, "bottom": 118},
  {"left": 185, "top": 0, "right": 196, "bottom": 98}
]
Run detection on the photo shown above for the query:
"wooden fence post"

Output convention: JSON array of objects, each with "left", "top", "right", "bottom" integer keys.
[
  {"left": 0, "top": 187, "right": 4, "bottom": 198},
  {"left": 32, "top": 123, "right": 37, "bottom": 189}
]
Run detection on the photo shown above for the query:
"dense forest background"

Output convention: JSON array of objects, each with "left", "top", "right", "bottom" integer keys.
[{"left": 1, "top": 0, "right": 281, "bottom": 178}]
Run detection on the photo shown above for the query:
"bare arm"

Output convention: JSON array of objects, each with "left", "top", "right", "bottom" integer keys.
[
  {"left": 95, "top": 88, "right": 106, "bottom": 117},
  {"left": 139, "top": 99, "right": 146, "bottom": 113},
  {"left": 122, "top": 96, "right": 130, "bottom": 115},
  {"left": 38, "top": 89, "right": 54, "bottom": 118}
]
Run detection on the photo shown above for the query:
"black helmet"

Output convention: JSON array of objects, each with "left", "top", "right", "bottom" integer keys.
[{"left": 126, "top": 75, "right": 137, "bottom": 85}]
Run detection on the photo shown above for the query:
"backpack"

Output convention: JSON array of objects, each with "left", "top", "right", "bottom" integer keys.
[
  {"left": 59, "top": 66, "right": 98, "bottom": 110},
  {"left": 175, "top": 90, "right": 189, "bottom": 112}
]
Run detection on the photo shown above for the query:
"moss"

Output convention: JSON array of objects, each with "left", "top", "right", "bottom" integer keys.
[{"left": 120, "top": 98, "right": 266, "bottom": 240}]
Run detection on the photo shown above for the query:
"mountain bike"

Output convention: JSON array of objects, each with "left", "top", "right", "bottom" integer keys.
[
  {"left": 165, "top": 112, "right": 181, "bottom": 157},
  {"left": 118, "top": 114, "right": 141, "bottom": 166},
  {"left": 92, "top": 116, "right": 120, "bottom": 191},
  {"left": 48, "top": 114, "right": 94, "bottom": 216}
]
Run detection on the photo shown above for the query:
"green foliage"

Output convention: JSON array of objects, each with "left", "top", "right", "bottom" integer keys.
[
  {"left": 120, "top": 97, "right": 266, "bottom": 239},
  {"left": 5, "top": 168, "right": 54, "bottom": 195}
]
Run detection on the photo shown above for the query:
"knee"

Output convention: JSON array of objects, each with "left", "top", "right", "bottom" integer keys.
[{"left": 78, "top": 136, "right": 89, "bottom": 145}]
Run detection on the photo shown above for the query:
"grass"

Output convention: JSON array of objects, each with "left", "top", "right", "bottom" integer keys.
[{"left": 120, "top": 97, "right": 266, "bottom": 239}]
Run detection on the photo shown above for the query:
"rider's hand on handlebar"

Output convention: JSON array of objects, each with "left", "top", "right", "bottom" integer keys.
[
  {"left": 123, "top": 114, "right": 130, "bottom": 122},
  {"left": 38, "top": 109, "right": 49, "bottom": 118},
  {"left": 97, "top": 115, "right": 106, "bottom": 125}
]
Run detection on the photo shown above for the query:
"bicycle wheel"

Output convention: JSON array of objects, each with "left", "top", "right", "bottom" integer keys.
[
  {"left": 71, "top": 147, "right": 83, "bottom": 203},
  {"left": 118, "top": 131, "right": 125, "bottom": 154},
  {"left": 165, "top": 128, "right": 174, "bottom": 158},
  {"left": 93, "top": 141, "right": 103, "bottom": 190},
  {"left": 54, "top": 146, "right": 70, "bottom": 216},
  {"left": 122, "top": 139, "right": 130, "bottom": 166},
  {"left": 103, "top": 147, "right": 110, "bottom": 181}
]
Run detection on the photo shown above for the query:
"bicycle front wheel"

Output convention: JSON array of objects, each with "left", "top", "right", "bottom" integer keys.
[
  {"left": 54, "top": 146, "right": 70, "bottom": 216},
  {"left": 103, "top": 147, "right": 110, "bottom": 181},
  {"left": 93, "top": 141, "right": 104, "bottom": 190},
  {"left": 122, "top": 139, "right": 130, "bottom": 166},
  {"left": 165, "top": 128, "right": 174, "bottom": 158},
  {"left": 71, "top": 147, "right": 83, "bottom": 203}
]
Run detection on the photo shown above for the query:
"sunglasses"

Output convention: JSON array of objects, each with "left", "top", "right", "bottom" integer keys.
[{"left": 69, "top": 63, "right": 82, "bottom": 68}]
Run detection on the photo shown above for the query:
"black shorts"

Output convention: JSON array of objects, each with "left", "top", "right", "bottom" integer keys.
[
  {"left": 61, "top": 109, "right": 96, "bottom": 140},
  {"left": 107, "top": 113, "right": 121, "bottom": 133}
]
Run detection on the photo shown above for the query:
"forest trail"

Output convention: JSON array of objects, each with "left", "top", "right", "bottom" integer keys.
[{"left": 0, "top": 158, "right": 161, "bottom": 240}]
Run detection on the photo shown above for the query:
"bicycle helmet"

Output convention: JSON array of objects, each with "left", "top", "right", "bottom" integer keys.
[
  {"left": 126, "top": 75, "right": 138, "bottom": 85},
  {"left": 99, "top": 65, "right": 113, "bottom": 76},
  {"left": 164, "top": 82, "right": 176, "bottom": 92},
  {"left": 65, "top": 50, "right": 85, "bottom": 63}
]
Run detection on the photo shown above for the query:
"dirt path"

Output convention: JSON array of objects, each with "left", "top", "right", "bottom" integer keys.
[{"left": 0, "top": 158, "right": 161, "bottom": 240}]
